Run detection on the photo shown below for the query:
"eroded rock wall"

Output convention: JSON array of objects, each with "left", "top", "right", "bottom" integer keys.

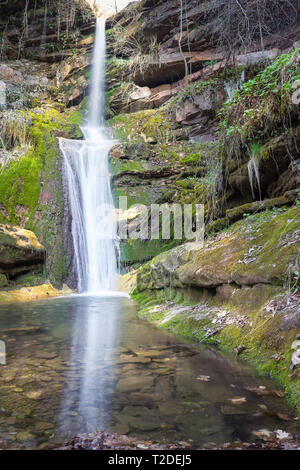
[
  {"left": 106, "top": 1, "right": 300, "bottom": 267},
  {"left": 0, "top": 0, "right": 95, "bottom": 287},
  {"left": 109, "top": 1, "right": 300, "bottom": 411}
]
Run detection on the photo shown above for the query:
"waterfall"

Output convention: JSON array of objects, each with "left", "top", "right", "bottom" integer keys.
[
  {"left": 60, "top": 18, "right": 118, "bottom": 294},
  {"left": 248, "top": 156, "right": 262, "bottom": 201},
  {"left": 224, "top": 70, "right": 245, "bottom": 100}
]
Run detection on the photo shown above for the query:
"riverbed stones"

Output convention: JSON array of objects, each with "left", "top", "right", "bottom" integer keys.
[
  {"left": 129, "top": 392, "right": 163, "bottom": 405},
  {"left": 35, "top": 422, "right": 54, "bottom": 432},
  {"left": 37, "top": 351, "right": 58, "bottom": 360},
  {"left": 116, "top": 375, "right": 154, "bottom": 393},
  {"left": 118, "top": 354, "right": 151, "bottom": 364},
  {"left": 129, "top": 417, "right": 160, "bottom": 432},
  {"left": 16, "top": 431, "right": 34, "bottom": 441},
  {"left": 221, "top": 405, "right": 248, "bottom": 416},
  {"left": 112, "top": 423, "right": 130, "bottom": 435},
  {"left": 159, "top": 403, "right": 186, "bottom": 416},
  {"left": 121, "top": 406, "right": 153, "bottom": 417},
  {"left": 26, "top": 390, "right": 43, "bottom": 400}
]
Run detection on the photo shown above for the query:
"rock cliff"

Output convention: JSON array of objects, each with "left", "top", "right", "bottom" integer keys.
[
  {"left": 107, "top": 1, "right": 300, "bottom": 411},
  {"left": 0, "top": 0, "right": 299, "bottom": 411},
  {"left": 0, "top": 0, "right": 95, "bottom": 288},
  {"left": 106, "top": 0, "right": 300, "bottom": 268}
]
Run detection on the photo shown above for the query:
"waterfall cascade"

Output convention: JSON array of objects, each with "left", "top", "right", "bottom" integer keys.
[
  {"left": 248, "top": 156, "right": 262, "bottom": 201},
  {"left": 60, "top": 18, "right": 118, "bottom": 294}
]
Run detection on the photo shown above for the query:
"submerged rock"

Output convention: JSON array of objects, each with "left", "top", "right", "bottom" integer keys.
[{"left": 116, "top": 375, "right": 154, "bottom": 393}]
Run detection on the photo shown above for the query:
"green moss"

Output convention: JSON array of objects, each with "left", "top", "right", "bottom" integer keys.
[
  {"left": 121, "top": 238, "right": 180, "bottom": 266},
  {"left": 111, "top": 158, "right": 152, "bottom": 175},
  {"left": 109, "top": 108, "right": 174, "bottom": 143},
  {"left": 219, "top": 48, "right": 300, "bottom": 149},
  {"left": 0, "top": 107, "right": 72, "bottom": 286},
  {"left": 0, "top": 147, "right": 42, "bottom": 227},
  {"left": 0, "top": 274, "right": 8, "bottom": 288},
  {"left": 13, "top": 271, "right": 45, "bottom": 288},
  {"left": 133, "top": 285, "right": 300, "bottom": 414}
]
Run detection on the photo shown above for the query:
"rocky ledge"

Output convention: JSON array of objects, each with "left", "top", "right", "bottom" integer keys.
[{"left": 0, "top": 224, "right": 45, "bottom": 287}]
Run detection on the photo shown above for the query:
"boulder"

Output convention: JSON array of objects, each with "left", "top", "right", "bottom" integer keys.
[
  {"left": 0, "top": 224, "right": 45, "bottom": 278},
  {"left": 125, "top": 84, "right": 174, "bottom": 112},
  {"left": 130, "top": 86, "right": 152, "bottom": 102},
  {"left": 137, "top": 207, "right": 300, "bottom": 291},
  {"left": 175, "top": 89, "right": 225, "bottom": 124},
  {"left": 132, "top": 50, "right": 224, "bottom": 87},
  {"left": 0, "top": 64, "right": 22, "bottom": 84}
]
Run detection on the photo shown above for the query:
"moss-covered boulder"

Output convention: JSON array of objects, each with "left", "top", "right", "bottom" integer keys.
[
  {"left": 0, "top": 106, "right": 81, "bottom": 286},
  {"left": 137, "top": 206, "right": 300, "bottom": 291},
  {"left": 0, "top": 224, "right": 45, "bottom": 278}
]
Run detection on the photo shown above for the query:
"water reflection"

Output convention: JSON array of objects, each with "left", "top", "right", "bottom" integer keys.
[
  {"left": 59, "top": 296, "right": 121, "bottom": 436},
  {"left": 0, "top": 296, "right": 299, "bottom": 449}
]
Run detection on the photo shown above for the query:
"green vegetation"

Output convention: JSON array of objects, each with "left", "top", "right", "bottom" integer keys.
[
  {"left": 0, "top": 105, "right": 84, "bottom": 286},
  {"left": 219, "top": 49, "right": 300, "bottom": 153}
]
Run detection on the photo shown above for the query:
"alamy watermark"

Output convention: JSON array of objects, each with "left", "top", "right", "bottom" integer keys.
[
  {"left": 0, "top": 340, "right": 6, "bottom": 365},
  {"left": 96, "top": 197, "right": 204, "bottom": 245}
]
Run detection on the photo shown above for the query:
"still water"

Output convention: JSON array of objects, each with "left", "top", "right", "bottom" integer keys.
[{"left": 0, "top": 296, "right": 299, "bottom": 449}]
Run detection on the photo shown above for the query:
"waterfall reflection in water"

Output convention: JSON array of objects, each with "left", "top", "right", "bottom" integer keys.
[
  {"left": 59, "top": 295, "right": 121, "bottom": 436},
  {"left": 0, "top": 296, "right": 299, "bottom": 449}
]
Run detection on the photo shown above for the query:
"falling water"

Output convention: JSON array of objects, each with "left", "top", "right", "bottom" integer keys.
[
  {"left": 248, "top": 156, "right": 262, "bottom": 201},
  {"left": 60, "top": 18, "right": 118, "bottom": 293},
  {"left": 224, "top": 70, "right": 245, "bottom": 100},
  {"left": 57, "top": 18, "right": 125, "bottom": 434}
]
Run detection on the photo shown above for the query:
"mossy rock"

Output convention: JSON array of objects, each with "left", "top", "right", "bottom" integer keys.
[
  {"left": 137, "top": 206, "right": 300, "bottom": 291},
  {"left": 0, "top": 224, "right": 45, "bottom": 278},
  {"left": 121, "top": 238, "right": 180, "bottom": 266},
  {"left": 0, "top": 107, "right": 79, "bottom": 286},
  {"left": 0, "top": 274, "right": 8, "bottom": 288}
]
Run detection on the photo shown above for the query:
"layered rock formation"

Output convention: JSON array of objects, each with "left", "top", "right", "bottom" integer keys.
[
  {"left": 0, "top": 0, "right": 95, "bottom": 287},
  {"left": 106, "top": 0, "right": 300, "bottom": 267},
  {"left": 0, "top": 224, "right": 44, "bottom": 286}
]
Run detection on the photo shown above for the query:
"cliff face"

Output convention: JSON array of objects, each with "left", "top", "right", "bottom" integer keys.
[
  {"left": 106, "top": 0, "right": 300, "bottom": 264},
  {"left": 0, "top": 0, "right": 94, "bottom": 61},
  {"left": 0, "top": 0, "right": 299, "bottom": 414},
  {"left": 107, "top": 2, "right": 300, "bottom": 409},
  {"left": 0, "top": 0, "right": 95, "bottom": 288}
]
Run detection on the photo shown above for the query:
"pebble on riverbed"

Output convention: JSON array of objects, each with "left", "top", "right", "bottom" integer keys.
[{"left": 59, "top": 430, "right": 300, "bottom": 450}]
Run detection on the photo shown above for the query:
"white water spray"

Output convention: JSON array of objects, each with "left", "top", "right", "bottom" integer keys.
[
  {"left": 60, "top": 18, "right": 118, "bottom": 293},
  {"left": 248, "top": 156, "right": 262, "bottom": 201},
  {"left": 224, "top": 70, "right": 245, "bottom": 100}
]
